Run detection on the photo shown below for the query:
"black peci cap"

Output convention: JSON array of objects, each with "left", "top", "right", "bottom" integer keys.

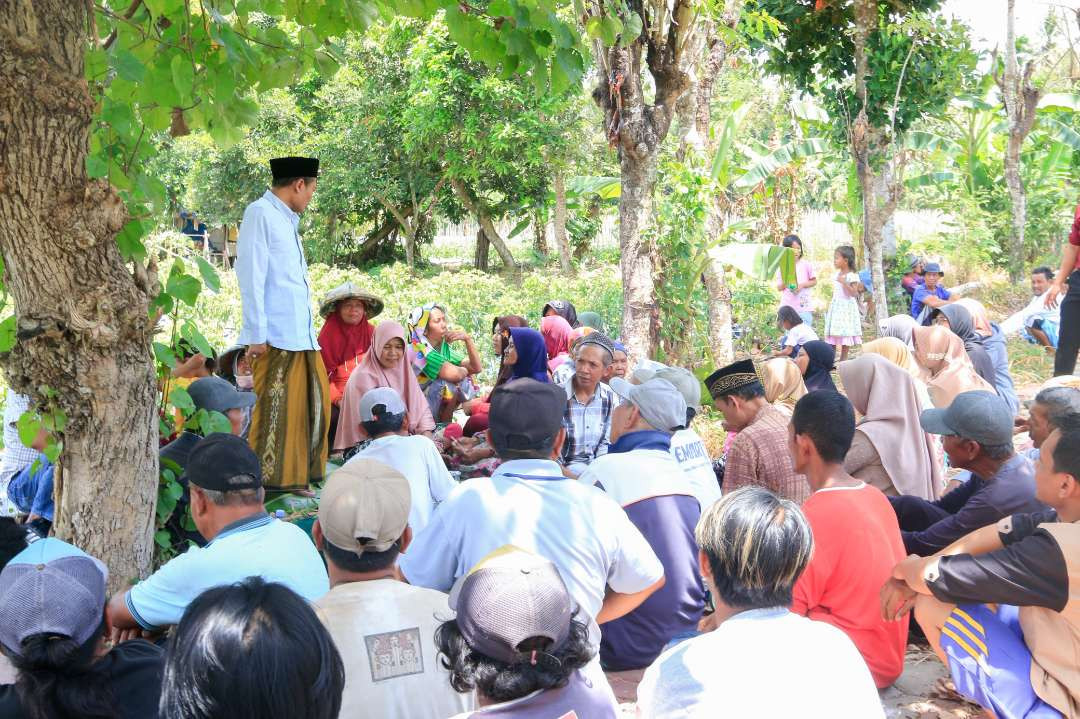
[
  {"left": 182, "top": 433, "right": 262, "bottom": 492},
  {"left": 488, "top": 379, "right": 566, "bottom": 454},
  {"left": 270, "top": 156, "right": 319, "bottom": 180}
]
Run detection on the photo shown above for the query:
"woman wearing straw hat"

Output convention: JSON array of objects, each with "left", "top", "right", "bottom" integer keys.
[{"left": 317, "top": 282, "right": 385, "bottom": 443}]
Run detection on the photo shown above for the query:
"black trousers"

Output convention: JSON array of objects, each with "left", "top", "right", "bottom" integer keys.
[{"left": 1054, "top": 270, "right": 1080, "bottom": 377}]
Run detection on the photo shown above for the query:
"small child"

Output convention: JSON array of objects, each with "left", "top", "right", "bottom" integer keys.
[
  {"left": 823, "top": 245, "right": 862, "bottom": 360},
  {"left": 773, "top": 306, "right": 819, "bottom": 358}
]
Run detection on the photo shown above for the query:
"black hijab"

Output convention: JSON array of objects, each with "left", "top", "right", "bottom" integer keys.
[
  {"left": 800, "top": 341, "right": 838, "bottom": 393},
  {"left": 542, "top": 300, "right": 579, "bottom": 329}
]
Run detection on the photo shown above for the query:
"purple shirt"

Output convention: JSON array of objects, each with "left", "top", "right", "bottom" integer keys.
[{"left": 456, "top": 670, "right": 617, "bottom": 718}]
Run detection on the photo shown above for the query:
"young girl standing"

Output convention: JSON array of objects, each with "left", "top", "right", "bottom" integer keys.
[{"left": 823, "top": 244, "right": 862, "bottom": 360}]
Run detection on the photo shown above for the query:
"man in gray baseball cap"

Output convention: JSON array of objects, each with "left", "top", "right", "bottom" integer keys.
[
  {"left": 436, "top": 546, "right": 618, "bottom": 717},
  {"left": 578, "top": 377, "right": 706, "bottom": 671},
  {"left": 888, "top": 391, "right": 1047, "bottom": 556}
]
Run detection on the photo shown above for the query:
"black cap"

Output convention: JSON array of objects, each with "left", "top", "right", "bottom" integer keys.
[
  {"left": 182, "top": 434, "right": 262, "bottom": 492},
  {"left": 489, "top": 379, "right": 566, "bottom": 454},
  {"left": 705, "top": 358, "right": 761, "bottom": 399},
  {"left": 270, "top": 156, "right": 319, "bottom": 180}
]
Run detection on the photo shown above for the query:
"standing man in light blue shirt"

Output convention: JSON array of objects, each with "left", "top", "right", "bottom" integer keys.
[{"left": 237, "top": 156, "right": 330, "bottom": 492}]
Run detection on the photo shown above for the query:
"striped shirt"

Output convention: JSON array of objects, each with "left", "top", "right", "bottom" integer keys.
[{"left": 560, "top": 377, "right": 614, "bottom": 473}]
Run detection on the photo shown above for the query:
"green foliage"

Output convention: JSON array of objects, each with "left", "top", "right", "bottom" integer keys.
[{"left": 751, "top": 2, "right": 976, "bottom": 146}]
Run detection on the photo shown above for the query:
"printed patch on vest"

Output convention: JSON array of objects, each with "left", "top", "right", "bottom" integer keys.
[{"left": 365, "top": 627, "right": 425, "bottom": 682}]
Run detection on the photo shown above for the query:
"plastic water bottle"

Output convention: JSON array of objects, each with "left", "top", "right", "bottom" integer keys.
[{"left": 274, "top": 509, "right": 286, "bottom": 519}]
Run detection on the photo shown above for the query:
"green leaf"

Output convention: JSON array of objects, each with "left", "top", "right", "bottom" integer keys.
[
  {"left": 169, "top": 387, "right": 195, "bottom": 414},
  {"left": 584, "top": 16, "right": 603, "bottom": 40},
  {"left": 170, "top": 53, "right": 195, "bottom": 105},
  {"left": 197, "top": 409, "right": 233, "bottom": 436},
  {"left": 619, "top": 12, "right": 642, "bottom": 46},
  {"left": 112, "top": 50, "right": 145, "bottom": 82},
  {"left": 180, "top": 321, "right": 215, "bottom": 358},
  {"left": 16, "top": 411, "right": 42, "bottom": 448},
  {"left": 86, "top": 155, "right": 108, "bottom": 178},
  {"left": 154, "top": 529, "right": 173, "bottom": 548},
  {"left": 0, "top": 315, "right": 16, "bottom": 353},
  {"left": 166, "top": 267, "right": 201, "bottom": 307},
  {"left": 733, "top": 138, "right": 828, "bottom": 192},
  {"left": 42, "top": 438, "right": 62, "bottom": 463},
  {"left": 195, "top": 257, "right": 221, "bottom": 293},
  {"left": 166, "top": 478, "right": 184, "bottom": 501},
  {"left": 488, "top": 0, "right": 513, "bottom": 16},
  {"left": 711, "top": 243, "right": 796, "bottom": 284},
  {"left": 116, "top": 219, "right": 147, "bottom": 262},
  {"left": 598, "top": 16, "right": 622, "bottom": 46}
]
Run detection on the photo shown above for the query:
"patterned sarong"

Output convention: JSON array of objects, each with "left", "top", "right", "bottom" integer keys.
[{"left": 249, "top": 348, "right": 330, "bottom": 492}]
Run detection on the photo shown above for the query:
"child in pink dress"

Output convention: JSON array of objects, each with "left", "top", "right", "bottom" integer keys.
[{"left": 823, "top": 244, "right": 862, "bottom": 360}]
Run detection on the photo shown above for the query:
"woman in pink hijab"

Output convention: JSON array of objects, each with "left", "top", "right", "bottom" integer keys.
[
  {"left": 334, "top": 321, "right": 435, "bottom": 451},
  {"left": 541, "top": 315, "right": 574, "bottom": 372}
]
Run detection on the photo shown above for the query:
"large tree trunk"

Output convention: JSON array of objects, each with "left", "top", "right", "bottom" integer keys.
[
  {"left": 531, "top": 211, "right": 548, "bottom": 255},
  {"left": 998, "top": 0, "right": 1041, "bottom": 281},
  {"left": 1, "top": 0, "right": 158, "bottom": 589},
  {"left": 474, "top": 227, "right": 490, "bottom": 271},
  {"left": 552, "top": 171, "right": 574, "bottom": 274},
  {"left": 702, "top": 260, "right": 734, "bottom": 366},
  {"left": 856, "top": 143, "right": 902, "bottom": 328},
  {"left": 618, "top": 146, "right": 662, "bottom": 361}
]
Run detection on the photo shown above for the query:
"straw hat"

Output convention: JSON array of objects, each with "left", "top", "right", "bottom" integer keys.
[{"left": 319, "top": 282, "right": 384, "bottom": 319}]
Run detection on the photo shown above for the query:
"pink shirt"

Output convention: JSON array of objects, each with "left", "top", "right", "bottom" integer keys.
[{"left": 779, "top": 260, "right": 816, "bottom": 313}]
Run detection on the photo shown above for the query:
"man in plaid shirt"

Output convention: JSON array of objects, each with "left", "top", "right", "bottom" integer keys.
[{"left": 561, "top": 334, "right": 618, "bottom": 477}]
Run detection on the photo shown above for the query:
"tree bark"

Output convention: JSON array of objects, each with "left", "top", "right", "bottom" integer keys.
[
  {"left": 531, "top": 211, "right": 548, "bottom": 255},
  {"left": 0, "top": 0, "right": 158, "bottom": 590},
  {"left": 998, "top": 0, "right": 1041, "bottom": 281},
  {"left": 552, "top": 171, "right": 574, "bottom": 274},
  {"left": 474, "top": 227, "right": 490, "bottom": 271},
  {"left": 451, "top": 179, "right": 516, "bottom": 271},
  {"left": 856, "top": 142, "right": 903, "bottom": 328}
]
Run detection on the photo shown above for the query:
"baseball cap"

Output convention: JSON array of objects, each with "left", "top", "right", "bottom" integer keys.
[
  {"left": 488, "top": 379, "right": 565, "bottom": 454},
  {"left": 188, "top": 376, "right": 256, "bottom": 413},
  {"left": 924, "top": 262, "right": 944, "bottom": 275},
  {"left": 448, "top": 546, "right": 575, "bottom": 665},
  {"left": 358, "top": 387, "right": 407, "bottom": 422},
  {"left": 183, "top": 433, "right": 262, "bottom": 492},
  {"left": 609, "top": 377, "right": 687, "bottom": 432},
  {"left": 920, "top": 391, "right": 1012, "bottom": 446},
  {"left": 0, "top": 538, "right": 108, "bottom": 655},
  {"left": 318, "top": 460, "right": 410, "bottom": 556},
  {"left": 654, "top": 366, "right": 702, "bottom": 409}
]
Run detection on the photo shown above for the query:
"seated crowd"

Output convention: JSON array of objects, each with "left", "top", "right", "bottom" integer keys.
[{"left": 1, "top": 287, "right": 1079, "bottom": 719}]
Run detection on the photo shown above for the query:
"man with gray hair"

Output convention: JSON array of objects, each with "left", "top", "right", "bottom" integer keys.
[
  {"left": 636, "top": 487, "right": 884, "bottom": 717},
  {"left": 889, "top": 391, "right": 1047, "bottom": 556},
  {"left": 106, "top": 434, "right": 328, "bottom": 636},
  {"left": 1018, "top": 385, "right": 1080, "bottom": 460},
  {"left": 560, "top": 333, "right": 618, "bottom": 476}
]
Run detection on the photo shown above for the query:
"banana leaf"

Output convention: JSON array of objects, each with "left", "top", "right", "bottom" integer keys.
[{"left": 710, "top": 243, "right": 796, "bottom": 286}]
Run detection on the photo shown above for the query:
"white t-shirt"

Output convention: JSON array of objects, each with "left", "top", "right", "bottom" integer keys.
[
  {"left": 398, "top": 458, "right": 663, "bottom": 624},
  {"left": 315, "top": 579, "right": 474, "bottom": 719},
  {"left": 669, "top": 428, "right": 721, "bottom": 512},
  {"left": 349, "top": 434, "right": 456, "bottom": 535},
  {"left": 783, "top": 322, "right": 819, "bottom": 347},
  {"left": 637, "top": 607, "right": 885, "bottom": 718}
]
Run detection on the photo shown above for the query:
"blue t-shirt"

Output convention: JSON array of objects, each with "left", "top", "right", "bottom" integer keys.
[
  {"left": 126, "top": 512, "right": 329, "bottom": 629},
  {"left": 7, "top": 453, "right": 54, "bottom": 520},
  {"left": 910, "top": 285, "right": 950, "bottom": 323}
]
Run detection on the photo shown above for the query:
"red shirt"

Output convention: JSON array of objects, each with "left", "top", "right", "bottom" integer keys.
[
  {"left": 1070, "top": 203, "right": 1080, "bottom": 269},
  {"left": 791, "top": 483, "right": 908, "bottom": 688}
]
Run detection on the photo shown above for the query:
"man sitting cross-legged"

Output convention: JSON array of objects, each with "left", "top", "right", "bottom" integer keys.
[
  {"left": 312, "top": 458, "right": 473, "bottom": 719},
  {"left": 889, "top": 391, "right": 1046, "bottom": 556},
  {"left": 106, "top": 433, "right": 329, "bottom": 636},
  {"left": 787, "top": 390, "right": 909, "bottom": 689},
  {"left": 882, "top": 427, "right": 1080, "bottom": 718}
]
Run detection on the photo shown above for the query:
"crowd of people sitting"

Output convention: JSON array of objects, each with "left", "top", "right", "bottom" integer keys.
[{"left": 0, "top": 271, "right": 1076, "bottom": 717}]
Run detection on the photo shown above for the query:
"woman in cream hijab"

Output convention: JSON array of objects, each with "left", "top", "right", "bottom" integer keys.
[
  {"left": 838, "top": 353, "right": 942, "bottom": 500},
  {"left": 911, "top": 325, "right": 995, "bottom": 408},
  {"left": 758, "top": 358, "right": 807, "bottom": 416},
  {"left": 861, "top": 337, "right": 933, "bottom": 410}
]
